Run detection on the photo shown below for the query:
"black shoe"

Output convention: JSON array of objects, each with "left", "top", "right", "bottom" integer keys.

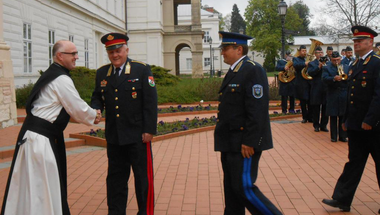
[
  {"left": 320, "top": 127, "right": 329, "bottom": 132},
  {"left": 339, "top": 138, "right": 348, "bottom": 142},
  {"left": 308, "top": 119, "right": 313, "bottom": 123},
  {"left": 314, "top": 127, "right": 320, "bottom": 132},
  {"left": 322, "top": 199, "right": 350, "bottom": 212},
  {"left": 301, "top": 119, "right": 307, "bottom": 123},
  {"left": 331, "top": 139, "right": 337, "bottom": 142}
]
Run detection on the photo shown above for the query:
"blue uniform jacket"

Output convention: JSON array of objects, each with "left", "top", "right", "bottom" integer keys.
[
  {"left": 214, "top": 56, "right": 273, "bottom": 152},
  {"left": 293, "top": 56, "right": 311, "bottom": 100},
  {"left": 307, "top": 59, "right": 327, "bottom": 105},
  {"left": 322, "top": 63, "right": 348, "bottom": 116},
  {"left": 341, "top": 57, "right": 353, "bottom": 66},
  {"left": 344, "top": 52, "right": 380, "bottom": 130},
  {"left": 275, "top": 59, "right": 295, "bottom": 96}
]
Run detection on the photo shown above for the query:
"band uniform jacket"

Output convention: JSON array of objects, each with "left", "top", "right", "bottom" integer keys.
[
  {"left": 91, "top": 58, "right": 158, "bottom": 145},
  {"left": 275, "top": 59, "right": 296, "bottom": 97},
  {"left": 341, "top": 57, "right": 354, "bottom": 66},
  {"left": 214, "top": 56, "right": 273, "bottom": 152},
  {"left": 293, "top": 56, "right": 311, "bottom": 100},
  {"left": 344, "top": 52, "right": 380, "bottom": 131},
  {"left": 307, "top": 59, "right": 327, "bottom": 105},
  {"left": 322, "top": 63, "right": 348, "bottom": 116}
]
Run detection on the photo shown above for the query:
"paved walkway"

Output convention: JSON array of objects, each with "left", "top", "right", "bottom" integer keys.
[{"left": 0, "top": 111, "right": 379, "bottom": 214}]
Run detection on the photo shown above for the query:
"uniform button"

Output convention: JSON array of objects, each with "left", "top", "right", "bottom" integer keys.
[
  {"left": 351, "top": 93, "right": 353, "bottom": 96},
  {"left": 116, "top": 114, "right": 120, "bottom": 117},
  {"left": 217, "top": 110, "right": 219, "bottom": 113},
  {"left": 219, "top": 92, "right": 223, "bottom": 96},
  {"left": 101, "top": 89, "right": 104, "bottom": 92},
  {"left": 132, "top": 87, "right": 136, "bottom": 90},
  {"left": 218, "top": 101, "right": 221, "bottom": 104},
  {"left": 231, "top": 89, "right": 235, "bottom": 92},
  {"left": 363, "top": 77, "right": 366, "bottom": 80},
  {"left": 115, "top": 89, "right": 118, "bottom": 92},
  {"left": 351, "top": 101, "right": 353, "bottom": 104},
  {"left": 240, "top": 127, "right": 244, "bottom": 131},
  {"left": 353, "top": 79, "right": 356, "bottom": 82},
  {"left": 115, "top": 97, "right": 118, "bottom": 100},
  {"left": 216, "top": 119, "right": 219, "bottom": 122},
  {"left": 352, "top": 86, "right": 354, "bottom": 89},
  {"left": 116, "top": 106, "right": 119, "bottom": 109}
]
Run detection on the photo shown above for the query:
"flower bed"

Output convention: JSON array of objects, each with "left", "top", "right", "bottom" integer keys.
[{"left": 158, "top": 104, "right": 217, "bottom": 113}]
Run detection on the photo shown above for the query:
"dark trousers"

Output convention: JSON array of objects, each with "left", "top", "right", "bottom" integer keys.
[
  {"left": 281, "top": 96, "right": 295, "bottom": 113},
  {"left": 107, "top": 142, "right": 154, "bottom": 215},
  {"left": 332, "top": 130, "right": 380, "bottom": 206},
  {"left": 221, "top": 151, "right": 282, "bottom": 215},
  {"left": 329, "top": 116, "right": 347, "bottom": 140},
  {"left": 300, "top": 99, "right": 312, "bottom": 121},
  {"left": 312, "top": 104, "right": 328, "bottom": 129}
]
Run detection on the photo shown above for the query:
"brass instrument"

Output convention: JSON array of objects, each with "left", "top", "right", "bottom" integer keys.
[
  {"left": 338, "top": 64, "right": 347, "bottom": 80},
  {"left": 278, "top": 50, "right": 299, "bottom": 83},
  {"left": 301, "top": 38, "right": 324, "bottom": 80}
]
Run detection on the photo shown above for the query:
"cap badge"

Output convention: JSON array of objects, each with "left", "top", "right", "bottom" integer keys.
[
  {"left": 354, "top": 29, "right": 359, "bottom": 33},
  {"left": 107, "top": 35, "right": 114, "bottom": 41}
]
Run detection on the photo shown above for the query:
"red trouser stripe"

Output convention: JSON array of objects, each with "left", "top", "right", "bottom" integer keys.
[{"left": 146, "top": 141, "right": 154, "bottom": 215}]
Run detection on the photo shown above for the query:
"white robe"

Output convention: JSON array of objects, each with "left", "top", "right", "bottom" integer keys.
[{"left": 4, "top": 75, "right": 96, "bottom": 215}]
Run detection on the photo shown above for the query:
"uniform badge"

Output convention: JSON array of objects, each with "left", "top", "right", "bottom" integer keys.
[
  {"left": 132, "top": 91, "right": 137, "bottom": 99},
  {"left": 125, "top": 62, "right": 131, "bottom": 74},
  {"left": 101, "top": 80, "right": 107, "bottom": 87},
  {"left": 107, "top": 35, "right": 114, "bottom": 40},
  {"left": 148, "top": 76, "right": 155, "bottom": 87},
  {"left": 363, "top": 56, "right": 371, "bottom": 65},
  {"left": 354, "top": 29, "right": 359, "bottom": 33},
  {"left": 252, "top": 84, "right": 263, "bottom": 99},
  {"left": 361, "top": 81, "right": 367, "bottom": 87},
  {"left": 363, "top": 71, "right": 367, "bottom": 74},
  {"left": 102, "top": 96, "right": 105, "bottom": 101}
]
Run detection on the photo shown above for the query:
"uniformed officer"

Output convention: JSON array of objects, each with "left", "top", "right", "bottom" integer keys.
[
  {"left": 275, "top": 50, "right": 296, "bottom": 114},
  {"left": 307, "top": 46, "right": 328, "bottom": 132},
  {"left": 292, "top": 45, "right": 312, "bottom": 123},
  {"left": 326, "top": 46, "right": 333, "bottom": 61},
  {"left": 341, "top": 46, "right": 354, "bottom": 66},
  {"left": 91, "top": 33, "right": 157, "bottom": 215},
  {"left": 215, "top": 31, "right": 282, "bottom": 215},
  {"left": 341, "top": 48, "right": 346, "bottom": 59},
  {"left": 322, "top": 51, "right": 348, "bottom": 142},
  {"left": 322, "top": 26, "right": 380, "bottom": 213}
]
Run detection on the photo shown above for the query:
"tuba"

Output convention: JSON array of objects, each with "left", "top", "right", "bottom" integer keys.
[
  {"left": 278, "top": 50, "right": 299, "bottom": 83},
  {"left": 301, "top": 38, "right": 324, "bottom": 80},
  {"left": 338, "top": 64, "right": 347, "bottom": 80}
]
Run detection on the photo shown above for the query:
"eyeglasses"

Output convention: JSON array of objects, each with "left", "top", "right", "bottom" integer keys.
[{"left": 60, "top": 52, "right": 78, "bottom": 57}]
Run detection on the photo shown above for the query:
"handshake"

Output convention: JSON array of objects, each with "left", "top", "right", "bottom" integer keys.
[{"left": 94, "top": 109, "right": 102, "bottom": 124}]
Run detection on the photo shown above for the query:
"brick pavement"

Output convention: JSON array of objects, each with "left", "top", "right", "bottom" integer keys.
[{"left": 0, "top": 115, "right": 379, "bottom": 214}]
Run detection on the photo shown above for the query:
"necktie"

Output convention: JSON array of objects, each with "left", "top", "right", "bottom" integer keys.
[
  {"left": 115, "top": 67, "right": 121, "bottom": 76},
  {"left": 357, "top": 58, "right": 364, "bottom": 68}
]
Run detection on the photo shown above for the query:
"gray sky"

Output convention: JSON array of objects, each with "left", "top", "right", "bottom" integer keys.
[{"left": 201, "top": 0, "right": 326, "bottom": 27}]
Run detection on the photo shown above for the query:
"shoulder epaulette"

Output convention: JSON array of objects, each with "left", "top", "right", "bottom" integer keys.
[
  {"left": 373, "top": 55, "right": 380, "bottom": 60},
  {"left": 99, "top": 63, "right": 111, "bottom": 70},
  {"left": 247, "top": 60, "right": 256, "bottom": 66},
  {"left": 351, "top": 58, "right": 359, "bottom": 66},
  {"left": 131, "top": 60, "right": 147, "bottom": 66}
]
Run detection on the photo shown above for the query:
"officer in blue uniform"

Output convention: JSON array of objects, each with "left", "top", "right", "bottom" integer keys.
[
  {"left": 293, "top": 45, "right": 312, "bottom": 123},
  {"left": 322, "top": 26, "right": 380, "bottom": 213},
  {"left": 322, "top": 51, "right": 348, "bottom": 142},
  {"left": 275, "top": 50, "right": 296, "bottom": 113},
  {"left": 91, "top": 33, "right": 157, "bottom": 215},
  {"left": 215, "top": 31, "right": 282, "bottom": 215},
  {"left": 341, "top": 46, "right": 354, "bottom": 66},
  {"left": 307, "top": 46, "right": 328, "bottom": 132},
  {"left": 326, "top": 46, "right": 333, "bottom": 62}
]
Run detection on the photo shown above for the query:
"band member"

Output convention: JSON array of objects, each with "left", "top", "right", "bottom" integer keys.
[
  {"left": 341, "top": 46, "right": 354, "bottom": 66},
  {"left": 376, "top": 42, "right": 380, "bottom": 55},
  {"left": 1, "top": 40, "right": 99, "bottom": 215},
  {"left": 292, "top": 45, "right": 312, "bottom": 123},
  {"left": 326, "top": 46, "right": 333, "bottom": 61},
  {"left": 322, "top": 26, "right": 380, "bottom": 213},
  {"left": 215, "top": 31, "right": 283, "bottom": 215},
  {"left": 322, "top": 51, "right": 348, "bottom": 142},
  {"left": 275, "top": 50, "right": 296, "bottom": 113},
  {"left": 341, "top": 49, "right": 346, "bottom": 59},
  {"left": 307, "top": 46, "right": 328, "bottom": 132},
  {"left": 91, "top": 33, "right": 157, "bottom": 215}
]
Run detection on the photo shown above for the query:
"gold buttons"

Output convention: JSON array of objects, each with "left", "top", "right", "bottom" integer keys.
[
  {"left": 115, "top": 97, "right": 118, "bottom": 100},
  {"left": 116, "top": 106, "right": 119, "bottom": 109},
  {"left": 352, "top": 86, "right": 355, "bottom": 89},
  {"left": 219, "top": 92, "right": 223, "bottom": 96},
  {"left": 101, "top": 89, "right": 104, "bottom": 93},
  {"left": 351, "top": 93, "right": 353, "bottom": 96},
  {"left": 116, "top": 114, "right": 120, "bottom": 117},
  {"left": 240, "top": 127, "right": 244, "bottom": 131},
  {"left": 132, "top": 87, "right": 136, "bottom": 90},
  {"left": 115, "top": 89, "right": 118, "bottom": 92},
  {"left": 363, "top": 77, "right": 366, "bottom": 80},
  {"left": 351, "top": 101, "right": 353, "bottom": 104},
  {"left": 231, "top": 89, "right": 235, "bottom": 92},
  {"left": 353, "top": 79, "right": 356, "bottom": 82}
]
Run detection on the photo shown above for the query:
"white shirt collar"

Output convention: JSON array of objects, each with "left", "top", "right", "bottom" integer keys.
[
  {"left": 360, "top": 50, "right": 373, "bottom": 60},
  {"left": 114, "top": 62, "right": 126, "bottom": 75},
  {"left": 230, "top": 55, "right": 246, "bottom": 70}
]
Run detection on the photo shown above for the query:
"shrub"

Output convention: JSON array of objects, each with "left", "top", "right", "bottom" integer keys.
[
  {"left": 151, "top": 65, "right": 180, "bottom": 86},
  {"left": 268, "top": 80, "right": 281, "bottom": 100},
  {"left": 16, "top": 83, "right": 34, "bottom": 108},
  {"left": 70, "top": 67, "right": 97, "bottom": 104}
]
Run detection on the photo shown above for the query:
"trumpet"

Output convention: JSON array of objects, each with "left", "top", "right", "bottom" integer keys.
[{"left": 338, "top": 64, "right": 347, "bottom": 80}]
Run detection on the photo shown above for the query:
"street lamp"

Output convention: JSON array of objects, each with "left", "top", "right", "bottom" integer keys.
[
  {"left": 208, "top": 37, "right": 213, "bottom": 77},
  {"left": 278, "top": 0, "right": 288, "bottom": 59}
]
